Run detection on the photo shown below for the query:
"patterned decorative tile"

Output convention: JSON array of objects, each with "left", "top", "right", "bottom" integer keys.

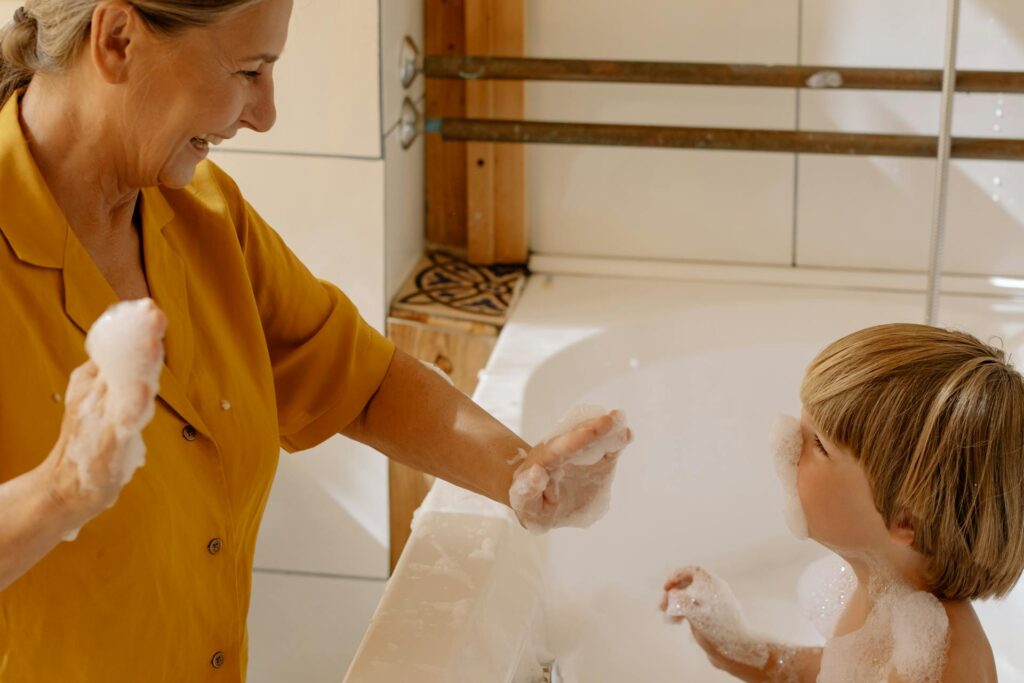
[{"left": 390, "top": 250, "right": 528, "bottom": 326}]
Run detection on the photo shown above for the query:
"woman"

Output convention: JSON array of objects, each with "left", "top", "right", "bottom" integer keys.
[{"left": 0, "top": 2, "right": 629, "bottom": 680}]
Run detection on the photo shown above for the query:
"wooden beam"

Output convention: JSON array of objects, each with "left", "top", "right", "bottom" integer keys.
[
  {"left": 464, "top": 0, "right": 525, "bottom": 264},
  {"left": 424, "top": 56, "right": 1024, "bottom": 93},
  {"left": 425, "top": 0, "right": 468, "bottom": 247},
  {"left": 432, "top": 118, "right": 1024, "bottom": 160}
]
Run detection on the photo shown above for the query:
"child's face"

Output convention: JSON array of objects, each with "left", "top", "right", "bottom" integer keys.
[{"left": 797, "top": 408, "right": 890, "bottom": 551}]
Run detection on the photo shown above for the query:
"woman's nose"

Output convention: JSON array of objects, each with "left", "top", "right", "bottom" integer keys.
[{"left": 243, "top": 78, "right": 277, "bottom": 133}]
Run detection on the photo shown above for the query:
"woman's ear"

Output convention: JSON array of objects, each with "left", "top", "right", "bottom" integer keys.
[
  {"left": 90, "top": 2, "right": 142, "bottom": 84},
  {"left": 888, "top": 511, "right": 916, "bottom": 546}
]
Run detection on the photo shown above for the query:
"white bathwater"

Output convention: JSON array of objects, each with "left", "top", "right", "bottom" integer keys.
[{"left": 349, "top": 275, "right": 1024, "bottom": 683}]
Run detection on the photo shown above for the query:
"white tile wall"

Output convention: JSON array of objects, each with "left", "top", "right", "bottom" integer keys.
[
  {"left": 247, "top": 571, "right": 385, "bottom": 683},
  {"left": 381, "top": 0, "right": 426, "bottom": 299},
  {"left": 385, "top": 110, "right": 425, "bottom": 299},
  {"left": 381, "top": 0, "right": 425, "bottom": 134},
  {"left": 524, "top": 0, "right": 1024, "bottom": 277},
  {"left": 211, "top": 152, "right": 386, "bottom": 327},
  {"left": 798, "top": 0, "right": 1024, "bottom": 276},
  {"left": 221, "top": 0, "right": 382, "bottom": 158},
  {"left": 525, "top": 0, "right": 800, "bottom": 266}
]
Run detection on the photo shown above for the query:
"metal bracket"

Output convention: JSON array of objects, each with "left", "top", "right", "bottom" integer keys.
[
  {"left": 399, "top": 97, "right": 421, "bottom": 150},
  {"left": 400, "top": 36, "right": 421, "bottom": 89}
]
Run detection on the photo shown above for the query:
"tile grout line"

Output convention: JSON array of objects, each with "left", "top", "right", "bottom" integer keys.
[
  {"left": 791, "top": 0, "right": 804, "bottom": 268},
  {"left": 253, "top": 567, "right": 388, "bottom": 583}
]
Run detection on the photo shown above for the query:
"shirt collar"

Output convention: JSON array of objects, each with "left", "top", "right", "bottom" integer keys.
[{"left": 0, "top": 90, "right": 68, "bottom": 268}]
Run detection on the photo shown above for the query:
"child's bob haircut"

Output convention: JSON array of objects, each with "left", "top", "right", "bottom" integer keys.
[{"left": 800, "top": 323, "right": 1024, "bottom": 600}]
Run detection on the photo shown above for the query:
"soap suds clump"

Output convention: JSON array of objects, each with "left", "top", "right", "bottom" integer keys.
[
  {"left": 819, "top": 579, "right": 949, "bottom": 683},
  {"left": 664, "top": 566, "right": 770, "bottom": 668},
  {"left": 770, "top": 414, "right": 807, "bottom": 539},
  {"left": 63, "top": 299, "right": 165, "bottom": 540},
  {"left": 797, "top": 554, "right": 856, "bottom": 638},
  {"left": 509, "top": 405, "right": 631, "bottom": 532}
]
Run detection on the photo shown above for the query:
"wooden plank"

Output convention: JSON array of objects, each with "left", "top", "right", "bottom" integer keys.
[
  {"left": 464, "top": 0, "right": 525, "bottom": 264},
  {"left": 425, "top": 0, "right": 468, "bottom": 247}
]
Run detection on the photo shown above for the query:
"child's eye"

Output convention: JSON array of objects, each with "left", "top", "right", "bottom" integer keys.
[{"left": 813, "top": 435, "right": 829, "bottom": 457}]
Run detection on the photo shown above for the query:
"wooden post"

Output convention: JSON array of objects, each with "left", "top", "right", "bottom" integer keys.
[
  {"left": 425, "top": 0, "right": 468, "bottom": 248},
  {"left": 464, "top": 0, "right": 526, "bottom": 264}
]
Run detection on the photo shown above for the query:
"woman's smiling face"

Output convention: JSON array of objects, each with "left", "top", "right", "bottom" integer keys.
[{"left": 105, "top": 0, "right": 293, "bottom": 188}]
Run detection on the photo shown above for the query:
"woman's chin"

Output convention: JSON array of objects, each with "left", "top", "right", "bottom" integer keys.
[{"left": 157, "top": 164, "right": 200, "bottom": 190}]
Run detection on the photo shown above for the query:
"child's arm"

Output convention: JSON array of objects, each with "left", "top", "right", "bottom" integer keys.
[
  {"left": 661, "top": 566, "right": 822, "bottom": 683},
  {"left": 688, "top": 627, "right": 822, "bottom": 683}
]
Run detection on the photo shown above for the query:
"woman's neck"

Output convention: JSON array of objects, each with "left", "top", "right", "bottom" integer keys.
[{"left": 19, "top": 76, "right": 139, "bottom": 242}]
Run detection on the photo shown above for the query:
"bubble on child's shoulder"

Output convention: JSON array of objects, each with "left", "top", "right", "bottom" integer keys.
[
  {"left": 817, "top": 573, "right": 949, "bottom": 683},
  {"left": 890, "top": 590, "right": 949, "bottom": 683},
  {"left": 797, "top": 554, "right": 857, "bottom": 638}
]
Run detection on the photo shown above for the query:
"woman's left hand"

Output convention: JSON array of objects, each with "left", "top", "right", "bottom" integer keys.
[{"left": 509, "top": 409, "right": 632, "bottom": 532}]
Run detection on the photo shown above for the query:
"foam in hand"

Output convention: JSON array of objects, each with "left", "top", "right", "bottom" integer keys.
[
  {"left": 509, "top": 404, "right": 630, "bottom": 532},
  {"left": 544, "top": 404, "right": 631, "bottom": 466},
  {"left": 664, "top": 566, "right": 770, "bottom": 668},
  {"left": 769, "top": 414, "right": 808, "bottom": 539},
  {"left": 71, "top": 299, "right": 164, "bottom": 494}
]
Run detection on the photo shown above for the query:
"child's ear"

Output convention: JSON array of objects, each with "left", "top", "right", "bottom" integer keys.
[{"left": 888, "top": 512, "right": 916, "bottom": 546}]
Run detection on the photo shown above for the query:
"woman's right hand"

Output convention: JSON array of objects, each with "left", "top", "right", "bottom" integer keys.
[{"left": 42, "top": 303, "right": 166, "bottom": 530}]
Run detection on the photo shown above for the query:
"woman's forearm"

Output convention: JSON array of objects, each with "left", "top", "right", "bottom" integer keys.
[
  {"left": 0, "top": 461, "right": 79, "bottom": 591},
  {"left": 344, "top": 350, "right": 527, "bottom": 506}
]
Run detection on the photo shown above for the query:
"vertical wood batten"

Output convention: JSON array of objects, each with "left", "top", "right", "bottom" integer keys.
[{"left": 464, "top": 0, "right": 526, "bottom": 264}]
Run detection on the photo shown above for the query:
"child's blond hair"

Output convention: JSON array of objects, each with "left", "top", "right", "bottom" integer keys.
[{"left": 800, "top": 323, "right": 1024, "bottom": 600}]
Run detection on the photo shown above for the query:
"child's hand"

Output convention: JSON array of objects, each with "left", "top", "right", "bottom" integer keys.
[
  {"left": 509, "top": 408, "right": 632, "bottom": 532},
  {"left": 660, "top": 566, "right": 771, "bottom": 673}
]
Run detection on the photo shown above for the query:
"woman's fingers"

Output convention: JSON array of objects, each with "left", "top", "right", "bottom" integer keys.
[{"left": 543, "top": 414, "right": 614, "bottom": 462}]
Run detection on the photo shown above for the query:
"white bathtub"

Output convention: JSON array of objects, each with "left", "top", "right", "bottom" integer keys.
[{"left": 346, "top": 270, "right": 1024, "bottom": 682}]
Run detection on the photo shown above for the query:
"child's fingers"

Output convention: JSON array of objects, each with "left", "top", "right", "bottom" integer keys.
[{"left": 663, "top": 569, "right": 696, "bottom": 592}]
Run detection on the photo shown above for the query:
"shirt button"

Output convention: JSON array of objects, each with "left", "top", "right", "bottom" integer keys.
[
  {"left": 182, "top": 424, "right": 198, "bottom": 441},
  {"left": 210, "top": 651, "right": 225, "bottom": 669},
  {"left": 207, "top": 538, "right": 223, "bottom": 555}
]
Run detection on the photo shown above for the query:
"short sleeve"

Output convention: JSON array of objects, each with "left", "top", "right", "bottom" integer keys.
[{"left": 236, "top": 196, "right": 395, "bottom": 453}]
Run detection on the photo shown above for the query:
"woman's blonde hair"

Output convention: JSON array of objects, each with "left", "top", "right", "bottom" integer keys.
[
  {"left": 0, "top": 0, "right": 264, "bottom": 107},
  {"left": 801, "top": 323, "right": 1024, "bottom": 600}
]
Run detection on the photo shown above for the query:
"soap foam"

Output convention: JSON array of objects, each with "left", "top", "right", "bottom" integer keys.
[
  {"left": 509, "top": 405, "right": 631, "bottom": 533},
  {"left": 544, "top": 405, "right": 631, "bottom": 466},
  {"left": 817, "top": 559, "right": 950, "bottom": 683},
  {"left": 664, "top": 566, "right": 770, "bottom": 669},
  {"left": 797, "top": 554, "right": 857, "bottom": 638},
  {"left": 769, "top": 414, "right": 808, "bottom": 539},
  {"left": 63, "top": 299, "right": 164, "bottom": 540}
]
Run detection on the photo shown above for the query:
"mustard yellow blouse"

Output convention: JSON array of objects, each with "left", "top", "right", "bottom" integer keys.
[{"left": 0, "top": 93, "right": 395, "bottom": 682}]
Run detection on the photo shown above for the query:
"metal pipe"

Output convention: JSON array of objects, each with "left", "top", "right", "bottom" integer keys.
[
  {"left": 428, "top": 118, "right": 1024, "bottom": 161},
  {"left": 424, "top": 55, "right": 1024, "bottom": 93},
  {"left": 926, "top": 0, "right": 962, "bottom": 326}
]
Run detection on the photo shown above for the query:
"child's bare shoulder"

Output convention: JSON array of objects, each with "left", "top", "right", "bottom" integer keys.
[{"left": 939, "top": 600, "right": 996, "bottom": 683}]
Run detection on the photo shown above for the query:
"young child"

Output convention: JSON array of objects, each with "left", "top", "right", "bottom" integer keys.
[{"left": 659, "top": 323, "right": 1024, "bottom": 683}]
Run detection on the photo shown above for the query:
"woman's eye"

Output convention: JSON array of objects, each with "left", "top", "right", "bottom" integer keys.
[{"left": 813, "top": 436, "right": 829, "bottom": 457}]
